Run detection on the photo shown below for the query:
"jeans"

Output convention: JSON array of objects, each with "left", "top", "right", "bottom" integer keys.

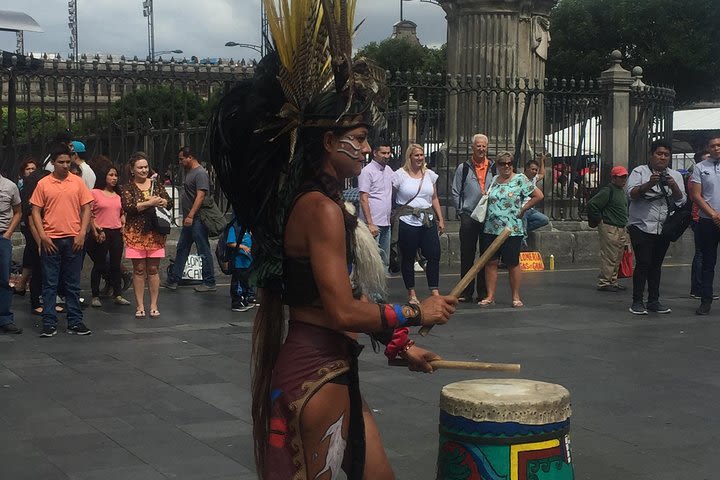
[
  {"left": 458, "top": 213, "right": 486, "bottom": 300},
  {"left": 690, "top": 221, "right": 703, "bottom": 295},
  {"left": 0, "top": 237, "right": 13, "bottom": 326},
  {"left": 698, "top": 218, "right": 720, "bottom": 302},
  {"left": 376, "top": 225, "right": 391, "bottom": 269},
  {"left": 628, "top": 225, "right": 670, "bottom": 303},
  {"left": 231, "top": 267, "right": 253, "bottom": 307},
  {"left": 524, "top": 207, "right": 549, "bottom": 233},
  {"left": 42, "top": 237, "right": 83, "bottom": 328},
  {"left": 398, "top": 221, "right": 440, "bottom": 290},
  {"left": 168, "top": 218, "right": 215, "bottom": 286}
]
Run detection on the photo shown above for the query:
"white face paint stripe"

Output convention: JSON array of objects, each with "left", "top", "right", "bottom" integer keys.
[
  {"left": 337, "top": 138, "right": 363, "bottom": 160},
  {"left": 315, "top": 413, "right": 346, "bottom": 480}
]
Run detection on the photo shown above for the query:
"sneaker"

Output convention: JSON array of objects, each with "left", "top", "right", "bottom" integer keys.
[
  {"left": 162, "top": 281, "right": 178, "bottom": 291},
  {"left": 40, "top": 326, "right": 57, "bottom": 337},
  {"left": 194, "top": 284, "right": 217, "bottom": 292},
  {"left": 629, "top": 302, "right": 648, "bottom": 315},
  {"left": 597, "top": 285, "right": 619, "bottom": 292},
  {"left": 611, "top": 283, "right": 627, "bottom": 291},
  {"left": 696, "top": 302, "right": 712, "bottom": 315},
  {"left": 246, "top": 296, "right": 259, "bottom": 306},
  {"left": 691, "top": 292, "right": 720, "bottom": 300},
  {"left": 0, "top": 323, "right": 22, "bottom": 334},
  {"left": 646, "top": 301, "right": 671, "bottom": 314},
  {"left": 231, "top": 303, "right": 253, "bottom": 312},
  {"left": 91, "top": 297, "right": 102, "bottom": 308},
  {"left": 67, "top": 323, "right": 92, "bottom": 335},
  {"left": 114, "top": 296, "right": 131, "bottom": 305}
]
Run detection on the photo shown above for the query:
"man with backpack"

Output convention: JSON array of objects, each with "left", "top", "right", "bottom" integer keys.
[
  {"left": 587, "top": 166, "right": 629, "bottom": 292},
  {"left": 164, "top": 146, "right": 216, "bottom": 292},
  {"left": 451, "top": 133, "right": 495, "bottom": 302}
]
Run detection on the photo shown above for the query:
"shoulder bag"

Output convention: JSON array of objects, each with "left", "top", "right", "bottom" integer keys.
[
  {"left": 470, "top": 177, "right": 496, "bottom": 223},
  {"left": 661, "top": 185, "right": 691, "bottom": 242}
]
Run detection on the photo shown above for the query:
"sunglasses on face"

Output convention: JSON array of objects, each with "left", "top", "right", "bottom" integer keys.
[{"left": 497, "top": 161, "right": 513, "bottom": 167}]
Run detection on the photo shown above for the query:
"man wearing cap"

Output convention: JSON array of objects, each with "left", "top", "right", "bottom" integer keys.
[
  {"left": 45, "top": 140, "right": 95, "bottom": 189},
  {"left": 69, "top": 141, "right": 95, "bottom": 189},
  {"left": 587, "top": 165, "right": 629, "bottom": 292}
]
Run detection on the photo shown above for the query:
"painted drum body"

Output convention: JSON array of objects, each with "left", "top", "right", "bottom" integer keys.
[{"left": 437, "top": 379, "right": 574, "bottom": 480}]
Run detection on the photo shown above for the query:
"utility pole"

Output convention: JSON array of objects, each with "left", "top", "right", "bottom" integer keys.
[{"left": 143, "top": 0, "right": 155, "bottom": 62}]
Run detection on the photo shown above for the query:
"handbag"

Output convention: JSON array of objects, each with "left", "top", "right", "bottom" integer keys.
[
  {"left": 661, "top": 188, "right": 691, "bottom": 242},
  {"left": 618, "top": 247, "right": 633, "bottom": 278},
  {"left": 150, "top": 206, "right": 172, "bottom": 235},
  {"left": 389, "top": 173, "right": 425, "bottom": 273},
  {"left": 470, "top": 177, "right": 496, "bottom": 223}
]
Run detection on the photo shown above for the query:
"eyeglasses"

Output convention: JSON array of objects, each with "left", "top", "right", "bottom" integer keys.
[{"left": 497, "top": 161, "right": 513, "bottom": 167}]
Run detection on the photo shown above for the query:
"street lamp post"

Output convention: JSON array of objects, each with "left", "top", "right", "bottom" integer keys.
[
  {"left": 142, "top": 0, "right": 155, "bottom": 62},
  {"left": 225, "top": 42, "right": 262, "bottom": 55},
  {"left": 68, "top": 0, "right": 78, "bottom": 66}
]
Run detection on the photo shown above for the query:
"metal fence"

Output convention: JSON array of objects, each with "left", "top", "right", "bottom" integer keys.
[
  {"left": 1, "top": 55, "right": 675, "bottom": 222},
  {"left": 0, "top": 56, "right": 254, "bottom": 222},
  {"left": 383, "top": 70, "right": 675, "bottom": 220}
]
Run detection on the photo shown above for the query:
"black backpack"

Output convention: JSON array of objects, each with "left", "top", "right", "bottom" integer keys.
[{"left": 215, "top": 220, "right": 238, "bottom": 275}]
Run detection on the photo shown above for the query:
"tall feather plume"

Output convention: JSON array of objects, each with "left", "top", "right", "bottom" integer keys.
[{"left": 263, "top": 0, "right": 333, "bottom": 115}]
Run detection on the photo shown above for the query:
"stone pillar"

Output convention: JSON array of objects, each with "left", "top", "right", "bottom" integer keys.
[
  {"left": 399, "top": 93, "right": 419, "bottom": 155},
  {"left": 439, "top": 0, "right": 554, "bottom": 164},
  {"left": 598, "top": 50, "right": 632, "bottom": 182}
]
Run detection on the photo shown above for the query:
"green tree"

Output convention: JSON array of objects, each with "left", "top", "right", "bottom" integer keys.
[
  {"left": 109, "top": 85, "right": 208, "bottom": 131},
  {"left": 356, "top": 37, "right": 446, "bottom": 74},
  {"left": 1, "top": 107, "right": 67, "bottom": 144},
  {"left": 548, "top": 0, "right": 720, "bottom": 104}
]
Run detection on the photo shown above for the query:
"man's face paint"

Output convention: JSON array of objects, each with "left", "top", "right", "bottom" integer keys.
[{"left": 337, "top": 133, "right": 368, "bottom": 160}]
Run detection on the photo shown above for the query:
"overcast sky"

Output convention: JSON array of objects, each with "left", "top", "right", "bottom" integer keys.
[{"left": 1, "top": 0, "right": 447, "bottom": 62}]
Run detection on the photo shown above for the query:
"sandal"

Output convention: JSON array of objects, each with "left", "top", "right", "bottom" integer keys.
[
  {"left": 149, "top": 309, "right": 161, "bottom": 318},
  {"left": 512, "top": 300, "right": 524, "bottom": 308},
  {"left": 478, "top": 298, "right": 495, "bottom": 307},
  {"left": 408, "top": 296, "right": 420, "bottom": 305},
  {"left": 135, "top": 309, "right": 146, "bottom": 318}
]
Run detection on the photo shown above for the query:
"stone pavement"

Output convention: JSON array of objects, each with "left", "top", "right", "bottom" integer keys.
[{"left": 0, "top": 262, "right": 718, "bottom": 479}]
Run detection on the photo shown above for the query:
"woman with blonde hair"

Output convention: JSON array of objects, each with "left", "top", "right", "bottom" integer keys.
[
  {"left": 119, "top": 152, "right": 170, "bottom": 318},
  {"left": 392, "top": 143, "right": 445, "bottom": 304}
]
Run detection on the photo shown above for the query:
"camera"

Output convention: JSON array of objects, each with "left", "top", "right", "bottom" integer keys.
[{"left": 658, "top": 171, "right": 669, "bottom": 185}]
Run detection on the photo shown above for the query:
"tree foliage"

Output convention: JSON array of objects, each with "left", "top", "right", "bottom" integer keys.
[
  {"left": 356, "top": 37, "right": 446, "bottom": 74},
  {"left": 548, "top": 0, "right": 720, "bottom": 105},
  {"left": 109, "top": 85, "right": 208, "bottom": 131},
  {"left": 1, "top": 107, "right": 66, "bottom": 143}
]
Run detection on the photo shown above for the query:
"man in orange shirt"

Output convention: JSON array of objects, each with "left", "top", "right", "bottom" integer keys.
[
  {"left": 31, "top": 144, "right": 94, "bottom": 337},
  {"left": 451, "top": 133, "right": 495, "bottom": 302}
]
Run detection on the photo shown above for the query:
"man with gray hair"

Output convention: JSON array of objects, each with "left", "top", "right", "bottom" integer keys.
[{"left": 452, "top": 133, "right": 495, "bottom": 302}]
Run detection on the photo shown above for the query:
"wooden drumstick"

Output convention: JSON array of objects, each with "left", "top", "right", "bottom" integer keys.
[
  {"left": 419, "top": 227, "right": 512, "bottom": 336},
  {"left": 388, "top": 358, "right": 521, "bottom": 372}
]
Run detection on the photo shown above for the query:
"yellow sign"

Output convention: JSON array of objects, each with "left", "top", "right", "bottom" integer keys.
[{"left": 520, "top": 251, "right": 544, "bottom": 271}]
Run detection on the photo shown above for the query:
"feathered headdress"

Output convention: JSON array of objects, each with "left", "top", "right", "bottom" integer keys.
[{"left": 207, "top": 0, "right": 387, "bottom": 290}]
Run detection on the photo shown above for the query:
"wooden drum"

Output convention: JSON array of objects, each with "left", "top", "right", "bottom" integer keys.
[{"left": 437, "top": 379, "right": 574, "bottom": 480}]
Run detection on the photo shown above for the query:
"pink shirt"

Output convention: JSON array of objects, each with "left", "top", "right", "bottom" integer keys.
[
  {"left": 357, "top": 160, "right": 394, "bottom": 226},
  {"left": 91, "top": 189, "right": 122, "bottom": 229}
]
